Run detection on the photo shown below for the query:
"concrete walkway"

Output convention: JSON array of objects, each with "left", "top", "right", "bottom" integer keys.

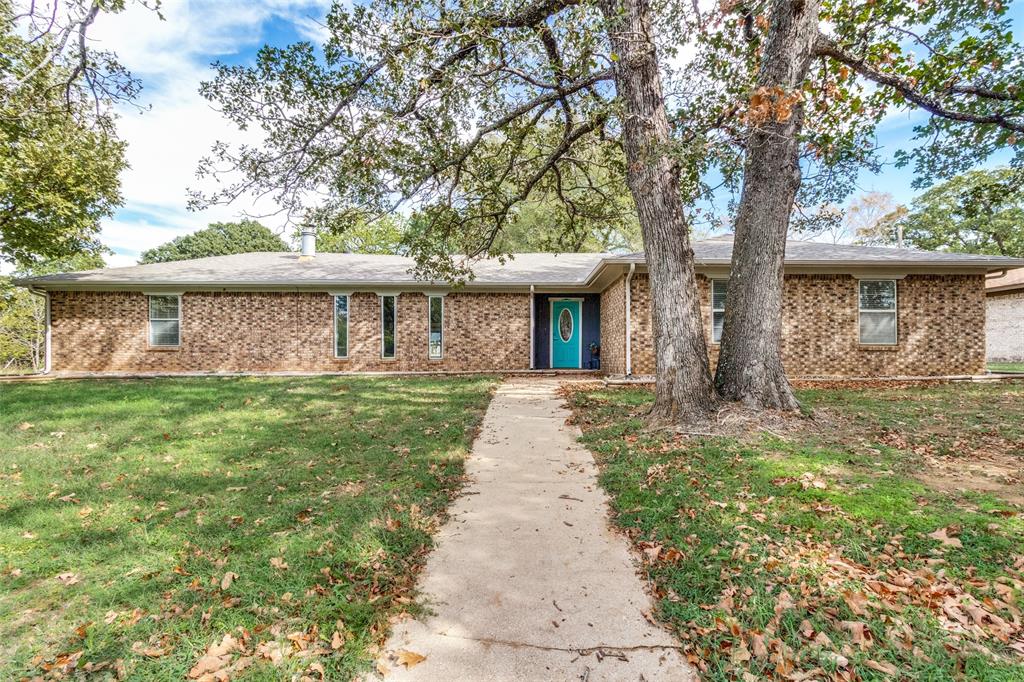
[{"left": 378, "top": 378, "right": 694, "bottom": 681}]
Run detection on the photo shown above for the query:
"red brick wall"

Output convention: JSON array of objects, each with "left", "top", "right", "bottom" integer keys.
[
  {"left": 599, "top": 276, "right": 626, "bottom": 375},
  {"left": 50, "top": 291, "right": 531, "bottom": 373},
  {"left": 48, "top": 273, "right": 987, "bottom": 377},
  {"left": 624, "top": 273, "right": 986, "bottom": 378}
]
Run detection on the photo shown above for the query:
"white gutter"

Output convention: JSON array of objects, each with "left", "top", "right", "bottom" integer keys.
[
  {"left": 28, "top": 287, "right": 51, "bottom": 374},
  {"left": 529, "top": 285, "right": 535, "bottom": 369},
  {"left": 625, "top": 263, "right": 635, "bottom": 377}
]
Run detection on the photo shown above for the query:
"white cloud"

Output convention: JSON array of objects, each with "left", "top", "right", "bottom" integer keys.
[{"left": 88, "top": 0, "right": 332, "bottom": 266}]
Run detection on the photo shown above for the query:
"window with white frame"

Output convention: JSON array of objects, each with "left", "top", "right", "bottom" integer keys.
[
  {"left": 381, "top": 295, "right": 397, "bottom": 358},
  {"left": 148, "top": 294, "right": 180, "bottom": 347},
  {"left": 711, "top": 279, "right": 728, "bottom": 343},
  {"left": 334, "top": 295, "right": 349, "bottom": 358},
  {"left": 428, "top": 296, "right": 443, "bottom": 359},
  {"left": 858, "top": 280, "right": 897, "bottom": 345}
]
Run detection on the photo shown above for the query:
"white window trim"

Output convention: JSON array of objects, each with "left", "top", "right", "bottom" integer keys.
[
  {"left": 333, "top": 294, "right": 350, "bottom": 359},
  {"left": 148, "top": 294, "right": 181, "bottom": 348},
  {"left": 427, "top": 295, "right": 444, "bottom": 360},
  {"left": 711, "top": 279, "right": 727, "bottom": 344},
  {"left": 858, "top": 279, "right": 898, "bottom": 346},
  {"left": 380, "top": 294, "right": 398, "bottom": 359}
]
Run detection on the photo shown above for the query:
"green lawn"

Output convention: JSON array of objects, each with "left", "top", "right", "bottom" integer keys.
[
  {"left": 568, "top": 382, "right": 1024, "bottom": 681},
  {"left": 989, "top": 362, "right": 1024, "bottom": 373},
  {"left": 0, "top": 376, "right": 495, "bottom": 680}
]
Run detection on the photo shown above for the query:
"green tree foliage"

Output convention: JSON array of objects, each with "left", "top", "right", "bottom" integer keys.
[
  {"left": 495, "top": 195, "right": 640, "bottom": 253},
  {"left": 140, "top": 220, "right": 289, "bottom": 264},
  {"left": 884, "top": 168, "right": 1023, "bottom": 257},
  {"left": 305, "top": 214, "right": 409, "bottom": 255},
  {"left": 494, "top": 141, "right": 641, "bottom": 253},
  {"left": 1, "top": 0, "right": 158, "bottom": 265},
  {"left": 0, "top": 252, "right": 105, "bottom": 372}
]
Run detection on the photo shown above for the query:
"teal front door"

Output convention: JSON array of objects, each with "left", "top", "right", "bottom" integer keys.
[{"left": 550, "top": 299, "right": 582, "bottom": 369}]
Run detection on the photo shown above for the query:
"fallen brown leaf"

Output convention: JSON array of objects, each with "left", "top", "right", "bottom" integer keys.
[
  {"left": 863, "top": 659, "right": 898, "bottom": 674},
  {"left": 928, "top": 526, "right": 963, "bottom": 548},
  {"left": 221, "top": 572, "right": 238, "bottom": 590},
  {"left": 396, "top": 649, "right": 427, "bottom": 668}
]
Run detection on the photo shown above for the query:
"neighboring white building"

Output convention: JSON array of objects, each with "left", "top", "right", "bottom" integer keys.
[{"left": 986, "top": 268, "right": 1024, "bottom": 363}]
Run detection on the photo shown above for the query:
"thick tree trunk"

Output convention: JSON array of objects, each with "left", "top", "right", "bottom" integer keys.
[
  {"left": 600, "top": 0, "right": 718, "bottom": 423},
  {"left": 714, "top": 0, "right": 822, "bottom": 411}
]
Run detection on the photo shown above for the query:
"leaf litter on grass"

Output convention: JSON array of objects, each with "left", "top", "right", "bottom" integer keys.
[{"left": 567, "top": 382, "right": 1024, "bottom": 680}]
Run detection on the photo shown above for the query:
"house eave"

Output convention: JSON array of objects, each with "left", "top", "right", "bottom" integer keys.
[{"left": 16, "top": 256, "right": 1021, "bottom": 293}]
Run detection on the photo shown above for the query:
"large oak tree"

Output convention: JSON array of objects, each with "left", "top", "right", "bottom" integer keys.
[{"left": 709, "top": 0, "right": 1023, "bottom": 409}]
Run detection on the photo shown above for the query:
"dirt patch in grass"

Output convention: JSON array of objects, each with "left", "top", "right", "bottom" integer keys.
[
  {"left": 914, "top": 453, "right": 1024, "bottom": 506},
  {"left": 561, "top": 381, "right": 841, "bottom": 441}
]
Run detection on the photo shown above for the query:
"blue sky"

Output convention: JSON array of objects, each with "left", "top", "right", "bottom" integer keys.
[{"left": 89, "top": 0, "right": 1021, "bottom": 266}]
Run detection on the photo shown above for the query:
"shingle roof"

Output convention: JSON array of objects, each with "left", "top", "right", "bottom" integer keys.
[
  {"left": 17, "top": 251, "right": 610, "bottom": 287},
  {"left": 16, "top": 238, "right": 1024, "bottom": 289},
  {"left": 623, "top": 238, "right": 1024, "bottom": 267}
]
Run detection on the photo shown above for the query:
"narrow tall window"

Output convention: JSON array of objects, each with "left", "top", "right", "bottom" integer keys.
[
  {"left": 428, "top": 296, "right": 443, "bottom": 359},
  {"left": 859, "top": 280, "right": 897, "bottom": 345},
  {"left": 148, "top": 295, "right": 180, "bottom": 347},
  {"left": 334, "top": 295, "right": 349, "bottom": 358},
  {"left": 711, "top": 279, "right": 728, "bottom": 343},
  {"left": 381, "top": 295, "right": 397, "bottom": 358}
]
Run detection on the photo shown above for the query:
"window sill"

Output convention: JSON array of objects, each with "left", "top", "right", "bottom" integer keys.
[
  {"left": 147, "top": 345, "right": 181, "bottom": 352},
  {"left": 379, "top": 357, "right": 398, "bottom": 362},
  {"left": 859, "top": 344, "right": 899, "bottom": 352}
]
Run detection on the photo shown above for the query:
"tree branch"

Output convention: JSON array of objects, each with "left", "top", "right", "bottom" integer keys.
[{"left": 815, "top": 34, "right": 1024, "bottom": 133}]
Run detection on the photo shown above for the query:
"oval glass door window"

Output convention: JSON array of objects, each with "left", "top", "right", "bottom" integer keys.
[{"left": 558, "top": 308, "right": 573, "bottom": 342}]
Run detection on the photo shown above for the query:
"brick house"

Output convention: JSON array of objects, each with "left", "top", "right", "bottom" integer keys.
[
  {"left": 985, "top": 268, "right": 1024, "bottom": 363},
  {"left": 16, "top": 236, "right": 1024, "bottom": 378}
]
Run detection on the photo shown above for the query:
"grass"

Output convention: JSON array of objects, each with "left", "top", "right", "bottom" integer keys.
[
  {"left": 990, "top": 362, "right": 1024, "bottom": 373},
  {"left": 0, "top": 375, "right": 496, "bottom": 680},
  {"left": 567, "top": 381, "right": 1024, "bottom": 681}
]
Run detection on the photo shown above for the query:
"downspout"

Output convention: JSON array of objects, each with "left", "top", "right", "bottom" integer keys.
[
  {"left": 28, "top": 287, "right": 51, "bottom": 374},
  {"left": 624, "top": 263, "right": 635, "bottom": 377},
  {"left": 529, "top": 285, "right": 535, "bottom": 369}
]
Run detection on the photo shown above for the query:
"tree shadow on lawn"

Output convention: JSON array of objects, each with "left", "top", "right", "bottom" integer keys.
[{"left": 0, "top": 375, "right": 494, "bottom": 679}]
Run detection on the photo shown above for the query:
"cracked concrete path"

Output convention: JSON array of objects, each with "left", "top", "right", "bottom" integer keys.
[{"left": 377, "top": 378, "right": 695, "bottom": 681}]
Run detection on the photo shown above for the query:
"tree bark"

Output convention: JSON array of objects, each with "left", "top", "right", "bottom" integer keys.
[
  {"left": 600, "top": 0, "right": 718, "bottom": 423},
  {"left": 714, "top": 0, "right": 822, "bottom": 411}
]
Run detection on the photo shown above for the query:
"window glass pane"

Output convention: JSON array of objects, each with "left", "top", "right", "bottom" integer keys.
[
  {"left": 859, "top": 311, "right": 896, "bottom": 344},
  {"left": 149, "top": 319, "right": 179, "bottom": 346},
  {"left": 712, "top": 280, "right": 727, "bottom": 311},
  {"left": 429, "top": 297, "right": 443, "bottom": 359},
  {"left": 335, "top": 295, "right": 348, "bottom": 357},
  {"left": 149, "top": 295, "right": 179, "bottom": 320},
  {"left": 859, "top": 280, "right": 896, "bottom": 311},
  {"left": 382, "top": 296, "right": 396, "bottom": 358},
  {"left": 558, "top": 308, "right": 573, "bottom": 342},
  {"left": 713, "top": 311, "right": 725, "bottom": 343}
]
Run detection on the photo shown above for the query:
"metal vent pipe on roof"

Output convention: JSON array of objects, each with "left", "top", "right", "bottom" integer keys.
[{"left": 300, "top": 229, "right": 316, "bottom": 257}]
